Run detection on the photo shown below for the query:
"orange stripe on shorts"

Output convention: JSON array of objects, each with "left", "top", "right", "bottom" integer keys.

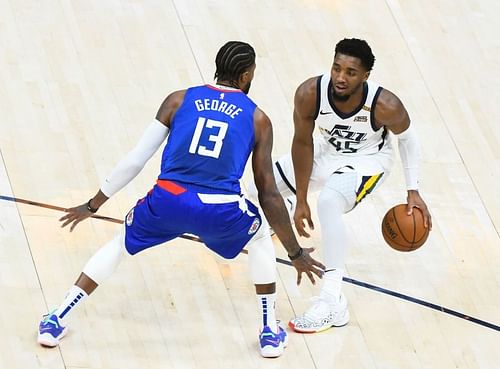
[{"left": 156, "top": 180, "right": 187, "bottom": 195}]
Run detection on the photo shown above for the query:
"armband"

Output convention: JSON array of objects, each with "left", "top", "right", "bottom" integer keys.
[
  {"left": 100, "top": 119, "right": 169, "bottom": 197},
  {"left": 396, "top": 125, "right": 421, "bottom": 190}
]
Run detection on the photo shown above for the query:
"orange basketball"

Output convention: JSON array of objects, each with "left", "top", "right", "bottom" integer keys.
[{"left": 381, "top": 204, "right": 429, "bottom": 252}]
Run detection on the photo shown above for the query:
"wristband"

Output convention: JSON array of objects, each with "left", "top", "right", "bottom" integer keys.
[
  {"left": 86, "top": 199, "right": 99, "bottom": 213},
  {"left": 288, "top": 247, "right": 303, "bottom": 261}
]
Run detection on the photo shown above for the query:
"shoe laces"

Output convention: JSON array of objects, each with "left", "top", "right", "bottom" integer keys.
[
  {"left": 41, "top": 309, "right": 59, "bottom": 328},
  {"left": 301, "top": 296, "right": 333, "bottom": 322},
  {"left": 260, "top": 322, "right": 283, "bottom": 336}
]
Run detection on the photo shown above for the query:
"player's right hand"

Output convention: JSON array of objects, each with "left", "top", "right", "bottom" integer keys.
[
  {"left": 406, "top": 190, "right": 432, "bottom": 230},
  {"left": 292, "top": 247, "right": 325, "bottom": 285},
  {"left": 59, "top": 203, "right": 94, "bottom": 232},
  {"left": 293, "top": 201, "right": 314, "bottom": 237}
]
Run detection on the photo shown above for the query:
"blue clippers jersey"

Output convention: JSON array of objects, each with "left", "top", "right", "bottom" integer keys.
[{"left": 159, "top": 85, "right": 257, "bottom": 194}]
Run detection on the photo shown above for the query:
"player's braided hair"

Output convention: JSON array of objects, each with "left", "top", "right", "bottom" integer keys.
[
  {"left": 214, "top": 41, "right": 256, "bottom": 86},
  {"left": 335, "top": 38, "right": 375, "bottom": 71}
]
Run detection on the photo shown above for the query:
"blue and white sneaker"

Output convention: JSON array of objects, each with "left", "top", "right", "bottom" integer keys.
[
  {"left": 259, "top": 324, "right": 288, "bottom": 358},
  {"left": 37, "top": 311, "right": 67, "bottom": 347}
]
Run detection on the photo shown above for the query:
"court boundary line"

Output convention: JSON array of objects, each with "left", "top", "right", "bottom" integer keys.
[{"left": 1, "top": 194, "right": 498, "bottom": 332}]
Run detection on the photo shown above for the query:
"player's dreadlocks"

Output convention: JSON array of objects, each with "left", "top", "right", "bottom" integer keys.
[
  {"left": 214, "top": 41, "right": 255, "bottom": 86},
  {"left": 335, "top": 38, "right": 375, "bottom": 71}
]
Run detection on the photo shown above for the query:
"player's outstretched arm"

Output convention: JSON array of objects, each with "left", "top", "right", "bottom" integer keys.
[
  {"left": 60, "top": 90, "right": 186, "bottom": 231},
  {"left": 375, "top": 89, "right": 432, "bottom": 230},
  {"left": 291, "top": 78, "right": 317, "bottom": 237},
  {"left": 252, "top": 108, "right": 325, "bottom": 285}
]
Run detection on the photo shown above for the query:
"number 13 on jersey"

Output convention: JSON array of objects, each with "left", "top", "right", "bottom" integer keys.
[{"left": 189, "top": 117, "right": 228, "bottom": 159}]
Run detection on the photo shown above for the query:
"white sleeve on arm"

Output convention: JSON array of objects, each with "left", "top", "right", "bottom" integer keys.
[
  {"left": 100, "top": 119, "right": 170, "bottom": 197},
  {"left": 395, "top": 124, "right": 421, "bottom": 190}
]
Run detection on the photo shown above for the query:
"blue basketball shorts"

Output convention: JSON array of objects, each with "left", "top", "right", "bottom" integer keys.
[{"left": 124, "top": 180, "right": 262, "bottom": 259}]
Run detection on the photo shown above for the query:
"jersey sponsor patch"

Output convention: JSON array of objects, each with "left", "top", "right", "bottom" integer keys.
[
  {"left": 353, "top": 116, "right": 368, "bottom": 122},
  {"left": 126, "top": 209, "right": 134, "bottom": 226},
  {"left": 248, "top": 217, "right": 260, "bottom": 235}
]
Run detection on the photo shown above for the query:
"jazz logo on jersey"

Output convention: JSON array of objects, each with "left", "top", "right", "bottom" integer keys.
[
  {"left": 327, "top": 124, "right": 367, "bottom": 141},
  {"left": 126, "top": 209, "right": 134, "bottom": 226},
  {"left": 320, "top": 124, "right": 368, "bottom": 153},
  {"left": 320, "top": 124, "right": 367, "bottom": 142},
  {"left": 248, "top": 217, "right": 261, "bottom": 235}
]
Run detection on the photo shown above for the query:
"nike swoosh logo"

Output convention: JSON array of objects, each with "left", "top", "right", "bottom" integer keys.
[{"left": 319, "top": 110, "right": 333, "bottom": 115}]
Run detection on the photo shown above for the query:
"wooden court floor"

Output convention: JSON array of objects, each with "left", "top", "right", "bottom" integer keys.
[{"left": 0, "top": 1, "right": 498, "bottom": 368}]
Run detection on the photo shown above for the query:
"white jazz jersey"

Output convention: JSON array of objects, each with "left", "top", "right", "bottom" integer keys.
[{"left": 315, "top": 74, "right": 392, "bottom": 157}]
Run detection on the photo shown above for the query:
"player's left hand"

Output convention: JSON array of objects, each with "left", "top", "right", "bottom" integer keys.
[
  {"left": 291, "top": 247, "right": 326, "bottom": 285},
  {"left": 59, "top": 203, "right": 94, "bottom": 232},
  {"left": 406, "top": 190, "right": 432, "bottom": 230}
]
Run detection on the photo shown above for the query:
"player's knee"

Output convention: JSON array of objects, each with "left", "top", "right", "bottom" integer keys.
[
  {"left": 82, "top": 227, "right": 129, "bottom": 285},
  {"left": 322, "top": 171, "right": 357, "bottom": 207},
  {"left": 318, "top": 178, "right": 356, "bottom": 216},
  {"left": 318, "top": 189, "right": 344, "bottom": 218},
  {"left": 247, "top": 216, "right": 271, "bottom": 243},
  {"left": 246, "top": 219, "right": 276, "bottom": 284}
]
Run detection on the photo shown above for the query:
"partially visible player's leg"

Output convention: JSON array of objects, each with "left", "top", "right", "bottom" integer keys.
[
  {"left": 38, "top": 226, "right": 130, "bottom": 347},
  {"left": 290, "top": 162, "right": 387, "bottom": 333},
  {"left": 244, "top": 156, "right": 296, "bottom": 210},
  {"left": 318, "top": 168, "right": 358, "bottom": 302},
  {"left": 247, "top": 217, "right": 277, "bottom": 334},
  {"left": 38, "top": 185, "right": 182, "bottom": 347},
  {"left": 263, "top": 140, "right": 333, "bottom": 223},
  {"left": 200, "top": 195, "right": 288, "bottom": 358},
  {"left": 245, "top": 217, "right": 288, "bottom": 358},
  {"left": 273, "top": 138, "right": 332, "bottom": 194},
  {"left": 289, "top": 169, "right": 355, "bottom": 332}
]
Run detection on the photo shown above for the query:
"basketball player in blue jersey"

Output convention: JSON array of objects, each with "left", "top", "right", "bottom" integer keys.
[
  {"left": 250, "top": 38, "right": 433, "bottom": 333},
  {"left": 37, "top": 41, "right": 325, "bottom": 358}
]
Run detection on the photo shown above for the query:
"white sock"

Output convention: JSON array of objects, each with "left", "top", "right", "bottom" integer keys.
[
  {"left": 320, "top": 269, "right": 344, "bottom": 303},
  {"left": 257, "top": 293, "right": 277, "bottom": 333},
  {"left": 54, "top": 285, "right": 88, "bottom": 321}
]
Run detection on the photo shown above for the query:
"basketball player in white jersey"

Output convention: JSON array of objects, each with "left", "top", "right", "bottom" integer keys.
[{"left": 269, "top": 38, "right": 432, "bottom": 333}]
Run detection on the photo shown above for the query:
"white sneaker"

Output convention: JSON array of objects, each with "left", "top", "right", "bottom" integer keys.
[{"left": 288, "top": 294, "right": 349, "bottom": 333}]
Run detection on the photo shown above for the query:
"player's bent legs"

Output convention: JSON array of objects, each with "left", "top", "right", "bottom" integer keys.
[
  {"left": 38, "top": 226, "right": 130, "bottom": 347},
  {"left": 245, "top": 218, "right": 288, "bottom": 357}
]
